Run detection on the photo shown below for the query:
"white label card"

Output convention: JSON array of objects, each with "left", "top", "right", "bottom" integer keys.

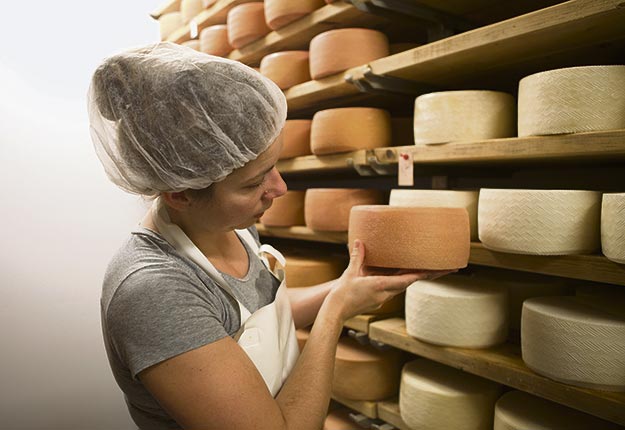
[
  {"left": 189, "top": 19, "right": 198, "bottom": 39},
  {"left": 398, "top": 152, "right": 414, "bottom": 186}
]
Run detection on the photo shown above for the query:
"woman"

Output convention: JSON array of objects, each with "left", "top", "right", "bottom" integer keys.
[{"left": 89, "top": 42, "right": 450, "bottom": 430}]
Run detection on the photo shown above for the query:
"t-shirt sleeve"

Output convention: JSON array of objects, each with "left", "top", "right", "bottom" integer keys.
[
  {"left": 248, "top": 225, "right": 261, "bottom": 246},
  {"left": 106, "top": 266, "right": 229, "bottom": 379}
]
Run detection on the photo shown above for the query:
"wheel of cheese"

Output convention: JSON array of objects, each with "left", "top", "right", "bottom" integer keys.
[
  {"left": 518, "top": 65, "right": 625, "bottom": 137},
  {"left": 264, "top": 0, "right": 325, "bottom": 30},
  {"left": 494, "top": 390, "right": 622, "bottom": 430},
  {"left": 260, "top": 51, "right": 311, "bottom": 90},
  {"left": 181, "top": 40, "right": 201, "bottom": 51},
  {"left": 280, "top": 120, "right": 312, "bottom": 159},
  {"left": 413, "top": 91, "right": 516, "bottom": 145},
  {"left": 521, "top": 296, "right": 625, "bottom": 391},
  {"left": 400, "top": 359, "right": 501, "bottom": 430},
  {"left": 227, "top": 3, "right": 271, "bottom": 49},
  {"left": 199, "top": 25, "right": 232, "bottom": 56},
  {"left": 180, "top": 0, "right": 203, "bottom": 24},
  {"left": 391, "top": 117, "right": 414, "bottom": 146},
  {"left": 305, "top": 189, "right": 385, "bottom": 231},
  {"left": 323, "top": 408, "right": 358, "bottom": 430},
  {"left": 311, "top": 108, "right": 392, "bottom": 155},
  {"left": 296, "top": 328, "right": 310, "bottom": 351},
  {"left": 333, "top": 337, "right": 402, "bottom": 401},
  {"left": 159, "top": 12, "right": 183, "bottom": 40},
  {"left": 202, "top": 0, "right": 216, "bottom": 8},
  {"left": 348, "top": 206, "right": 470, "bottom": 270},
  {"left": 284, "top": 254, "right": 347, "bottom": 288},
  {"left": 406, "top": 275, "right": 508, "bottom": 348},
  {"left": 260, "top": 191, "right": 306, "bottom": 227},
  {"left": 602, "top": 193, "right": 625, "bottom": 264},
  {"left": 309, "top": 28, "right": 389, "bottom": 80},
  {"left": 389, "top": 189, "right": 479, "bottom": 241},
  {"left": 478, "top": 189, "right": 602, "bottom": 255}
]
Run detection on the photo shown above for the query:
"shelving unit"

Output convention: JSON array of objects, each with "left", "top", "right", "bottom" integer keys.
[
  {"left": 369, "top": 318, "right": 625, "bottom": 426},
  {"left": 331, "top": 393, "right": 378, "bottom": 419},
  {"left": 377, "top": 399, "right": 409, "bottom": 430}
]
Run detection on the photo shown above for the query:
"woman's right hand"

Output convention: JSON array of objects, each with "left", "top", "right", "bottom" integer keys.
[{"left": 326, "top": 239, "right": 456, "bottom": 322}]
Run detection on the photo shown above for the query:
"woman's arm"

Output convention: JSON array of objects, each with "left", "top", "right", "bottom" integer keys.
[{"left": 287, "top": 281, "right": 336, "bottom": 329}]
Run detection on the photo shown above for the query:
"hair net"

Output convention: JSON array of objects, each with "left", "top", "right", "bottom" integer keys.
[{"left": 87, "top": 42, "right": 287, "bottom": 195}]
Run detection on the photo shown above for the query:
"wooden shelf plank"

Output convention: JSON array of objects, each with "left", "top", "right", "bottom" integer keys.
[
  {"left": 331, "top": 394, "right": 378, "bottom": 419},
  {"left": 344, "top": 314, "right": 395, "bottom": 334},
  {"left": 277, "top": 148, "right": 367, "bottom": 175},
  {"left": 369, "top": 318, "right": 625, "bottom": 426},
  {"left": 377, "top": 399, "right": 410, "bottom": 430},
  {"left": 256, "top": 226, "right": 625, "bottom": 286},
  {"left": 228, "top": 1, "right": 387, "bottom": 66},
  {"left": 150, "top": 0, "right": 181, "bottom": 19}
]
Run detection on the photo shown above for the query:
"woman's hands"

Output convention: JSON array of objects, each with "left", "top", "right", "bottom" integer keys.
[{"left": 326, "top": 239, "right": 456, "bottom": 323}]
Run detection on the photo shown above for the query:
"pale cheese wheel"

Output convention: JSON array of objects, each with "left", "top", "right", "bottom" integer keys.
[
  {"left": 260, "top": 51, "right": 310, "bottom": 90},
  {"left": 181, "top": 40, "right": 201, "bottom": 51},
  {"left": 305, "top": 189, "right": 385, "bottom": 231},
  {"left": 227, "top": 3, "right": 271, "bottom": 49},
  {"left": 400, "top": 359, "right": 501, "bottom": 430},
  {"left": 296, "top": 328, "right": 310, "bottom": 352},
  {"left": 348, "top": 206, "right": 470, "bottom": 270},
  {"left": 390, "top": 189, "right": 479, "bottom": 240},
  {"left": 260, "top": 190, "right": 306, "bottom": 227},
  {"left": 333, "top": 337, "right": 402, "bottom": 401},
  {"left": 413, "top": 91, "right": 516, "bottom": 145},
  {"left": 199, "top": 25, "right": 232, "bottom": 56},
  {"left": 521, "top": 296, "right": 625, "bottom": 391},
  {"left": 478, "top": 189, "right": 601, "bottom": 255},
  {"left": 494, "top": 390, "right": 623, "bottom": 430},
  {"left": 323, "top": 408, "right": 358, "bottom": 430},
  {"left": 602, "top": 193, "right": 625, "bottom": 264},
  {"left": 180, "top": 0, "right": 203, "bottom": 24},
  {"left": 311, "top": 108, "right": 392, "bottom": 155},
  {"left": 406, "top": 275, "right": 509, "bottom": 348},
  {"left": 280, "top": 120, "right": 312, "bottom": 159},
  {"left": 159, "top": 12, "right": 183, "bottom": 40},
  {"left": 283, "top": 254, "right": 347, "bottom": 288},
  {"left": 309, "top": 28, "right": 389, "bottom": 80},
  {"left": 518, "top": 65, "right": 625, "bottom": 137},
  {"left": 264, "top": 0, "right": 325, "bottom": 30}
]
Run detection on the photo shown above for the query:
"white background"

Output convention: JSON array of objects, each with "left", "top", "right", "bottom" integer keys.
[{"left": 0, "top": 1, "right": 162, "bottom": 428}]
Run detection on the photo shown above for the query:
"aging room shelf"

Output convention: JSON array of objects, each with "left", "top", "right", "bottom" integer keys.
[
  {"left": 275, "top": 130, "right": 625, "bottom": 176},
  {"left": 284, "top": 0, "right": 625, "bottom": 114},
  {"left": 255, "top": 225, "right": 625, "bottom": 287},
  {"left": 331, "top": 393, "right": 378, "bottom": 419},
  {"left": 377, "top": 399, "right": 410, "bottom": 430},
  {"left": 369, "top": 318, "right": 625, "bottom": 426}
]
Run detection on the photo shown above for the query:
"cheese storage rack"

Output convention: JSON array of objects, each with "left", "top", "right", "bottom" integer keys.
[{"left": 151, "top": 0, "right": 625, "bottom": 427}]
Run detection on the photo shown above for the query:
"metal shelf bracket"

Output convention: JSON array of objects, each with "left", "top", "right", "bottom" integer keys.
[
  {"left": 367, "top": 153, "right": 397, "bottom": 176},
  {"left": 347, "top": 156, "right": 378, "bottom": 176},
  {"left": 345, "top": 65, "right": 439, "bottom": 97}
]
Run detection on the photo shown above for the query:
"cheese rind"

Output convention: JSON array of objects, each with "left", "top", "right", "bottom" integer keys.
[
  {"left": 601, "top": 193, "right": 625, "bottom": 264},
  {"left": 494, "top": 390, "right": 623, "bottom": 430},
  {"left": 180, "top": 0, "right": 203, "bottom": 24},
  {"left": 390, "top": 189, "right": 479, "bottom": 240},
  {"left": 280, "top": 120, "right": 312, "bottom": 159},
  {"left": 400, "top": 359, "right": 501, "bottom": 430},
  {"left": 309, "top": 28, "right": 389, "bottom": 80},
  {"left": 305, "top": 189, "right": 385, "bottom": 231},
  {"left": 199, "top": 25, "right": 232, "bottom": 56},
  {"left": 284, "top": 253, "right": 347, "bottom": 288},
  {"left": 227, "top": 3, "right": 271, "bottom": 49},
  {"left": 521, "top": 296, "right": 625, "bottom": 391},
  {"left": 264, "top": 0, "right": 325, "bottom": 30},
  {"left": 478, "top": 189, "right": 601, "bottom": 255},
  {"left": 260, "top": 191, "right": 306, "bottom": 227},
  {"left": 406, "top": 275, "right": 509, "bottom": 348},
  {"left": 518, "top": 65, "right": 625, "bottom": 137},
  {"left": 260, "top": 51, "right": 310, "bottom": 90},
  {"left": 159, "top": 12, "right": 183, "bottom": 40},
  {"left": 181, "top": 40, "right": 200, "bottom": 51},
  {"left": 348, "top": 206, "right": 470, "bottom": 270},
  {"left": 311, "top": 108, "right": 392, "bottom": 155},
  {"left": 413, "top": 91, "right": 516, "bottom": 145},
  {"left": 333, "top": 337, "right": 402, "bottom": 401}
]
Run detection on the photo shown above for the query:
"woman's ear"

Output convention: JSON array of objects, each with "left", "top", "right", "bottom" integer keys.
[{"left": 160, "top": 191, "right": 192, "bottom": 211}]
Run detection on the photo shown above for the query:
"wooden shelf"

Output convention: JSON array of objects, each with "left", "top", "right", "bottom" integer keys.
[
  {"left": 369, "top": 318, "right": 625, "bottom": 426},
  {"left": 150, "top": 0, "right": 181, "bottom": 19},
  {"left": 344, "top": 314, "right": 395, "bottom": 335},
  {"left": 256, "top": 225, "right": 625, "bottom": 286},
  {"left": 284, "top": 0, "right": 625, "bottom": 113},
  {"left": 331, "top": 393, "right": 378, "bottom": 419},
  {"left": 377, "top": 399, "right": 410, "bottom": 430}
]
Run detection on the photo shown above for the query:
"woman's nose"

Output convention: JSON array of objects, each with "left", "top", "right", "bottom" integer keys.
[{"left": 263, "top": 168, "right": 287, "bottom": 200}]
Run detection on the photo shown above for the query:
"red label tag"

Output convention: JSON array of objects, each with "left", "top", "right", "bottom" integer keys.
[{"left": 398, "top": 152, "right": 414, "bottom": 186}]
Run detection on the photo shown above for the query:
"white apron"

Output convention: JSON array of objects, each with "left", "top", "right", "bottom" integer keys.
[{"left": 151, "top": 198, "right": 300, "bottom": 396}]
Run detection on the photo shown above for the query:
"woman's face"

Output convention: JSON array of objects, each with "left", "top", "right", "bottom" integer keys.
[{"left": 188, "top": 137, "right": 287, "bottom": 232}]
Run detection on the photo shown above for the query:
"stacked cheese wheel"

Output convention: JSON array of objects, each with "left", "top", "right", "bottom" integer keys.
[
  {"left": 180, "top": 0, "right": 203, "bottom": 24},
  {"left": 478, "top": 189, "right": 601, "bottom": 255},
  {"left": 260, "top": 191, "right": 306, "bottom": 227},
  {"left": 521, "top": 295, "right": 625, "bottom": 391},
  {"left": 159, "top": 12, "right": 183, "bottom": 40},
  {"left": 400, "top": 359, "right": 501, "bottom": 430},
  {"left": 311, "top": 108, "right": 392, "bottom": 155},
  {"left": 260, "top": 51, "right": 310, "bottom": 90},
  {"left": 601, "top": 193, "right": 625, "bottom": 264},
  {"left": 283, "top": 253, "right": 347, "bottom": 288},
  {"left": 333, "top": 337, "right": 402, "bottom": 401},
  {"left": 181, "top": 40, "right": 200, "bottom": 51},
  {"left": 494, "top": 391, "right": 622, "bottom": 430},
  {"left": 405, "top": 275, "right": 508, "bottom": 348},
  {"left": 389, "top": 189, "right": 479, "bottom": 240},
  {"left": 518, "top": 65, "right": 625, "bottom": 136},
  {"left": 264, "top": 0, "right": 324, "bottom": 30},
  {"left": 413, "top": 91, "right": 516, "bottom": 145},
  {"left": 348, "top": 206, "right": 470, "bottom": 270},
  {"left": 199, "top": 25, "right": 232, "bottom": 56},
  {"left": 227, "top": 3, "right": 271, "bottom": 49},
  {"left": 305, "top": 189, "right": 384, "bottom": 231},
  {"left": 280, "top": 120, "right": 312, "bottom": 159}
]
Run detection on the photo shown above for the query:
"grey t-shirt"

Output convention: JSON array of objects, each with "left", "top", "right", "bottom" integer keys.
[{"left": 101, "top": 226, "right": 280, "bottom": 429}]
